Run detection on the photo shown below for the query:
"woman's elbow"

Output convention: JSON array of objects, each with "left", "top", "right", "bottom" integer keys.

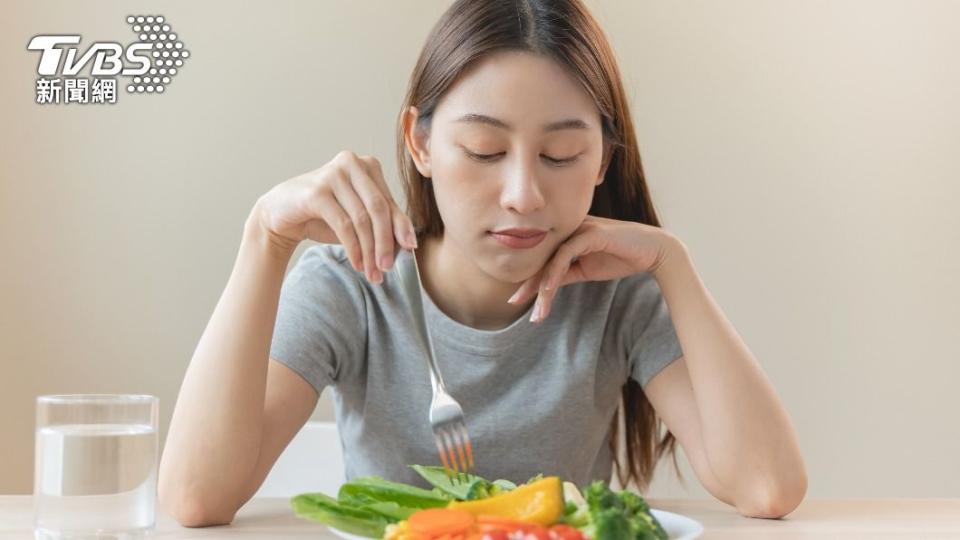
[
  {"left": 159, "top": 488, "right": 237, "bottom": 528},
  {"left": 736, "top": 471, "right": 808, "bottom": 519}
]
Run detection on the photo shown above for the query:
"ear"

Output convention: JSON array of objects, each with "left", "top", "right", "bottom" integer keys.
[
  {"left": 596, "top": 142, "right": 613, "bottom": 185},
  {"left": 401, "top": 106, "right": 432, "bottom": 178}
]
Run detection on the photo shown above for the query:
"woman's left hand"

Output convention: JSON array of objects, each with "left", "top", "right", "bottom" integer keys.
[{"left": 508, "top": 215, "right": 680, "bottom": 323}]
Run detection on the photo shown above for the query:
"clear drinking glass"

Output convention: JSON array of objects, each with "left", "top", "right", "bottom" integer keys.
[{"left": 34, "top": 394, "right": 159, "bottom": 540}]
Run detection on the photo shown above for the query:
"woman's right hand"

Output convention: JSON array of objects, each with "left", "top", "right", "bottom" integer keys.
[{"left": 249, "top": 150, "right": 418, "bottom": 283}]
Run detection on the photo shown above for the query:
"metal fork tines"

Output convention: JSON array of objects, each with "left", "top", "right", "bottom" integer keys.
[
  {"left": 429, "top": 388, "right": 475, "bottom": 485},
  {"left": 397, "top": 248, "right": 476, "bottom": 484}
]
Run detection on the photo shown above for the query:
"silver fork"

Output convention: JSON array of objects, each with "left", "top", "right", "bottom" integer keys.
[{"left": 396, "top": 248, "right": 476, "bottom": 485}]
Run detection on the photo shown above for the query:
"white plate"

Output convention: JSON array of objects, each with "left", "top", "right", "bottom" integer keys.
[
  {"left": 325, "top": 509, "right": 703, "bottom": 540},
  {"left": 651, "top": 509, "right": 704, "bottom": 540}
]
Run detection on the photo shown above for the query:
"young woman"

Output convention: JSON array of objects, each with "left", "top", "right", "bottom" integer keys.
[{"left": 159, "top": 0, "right": 807, "bottom": 527}]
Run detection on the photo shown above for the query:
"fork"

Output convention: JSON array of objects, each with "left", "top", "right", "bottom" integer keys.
[{"left": 396, "top": 248, "right": 476, "bottom": 485}]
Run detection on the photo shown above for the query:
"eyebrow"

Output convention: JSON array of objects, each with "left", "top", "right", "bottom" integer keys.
[{"left": 453, "top": 113, "right": 590, "bottom": 132}]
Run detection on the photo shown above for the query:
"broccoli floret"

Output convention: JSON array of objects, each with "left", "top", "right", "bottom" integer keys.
[
  {"left": 584, "top": 481, "right": 622, "bottom": 513},
  {"left": 618, "top": 491, "right": 667, "bottom": 540},
  {"left": 593, "top": 507, "right": 633, "bottom": 540},
  {"left": 618, "top": 490, "right": 650, "bottom": 514},
  {"left": 472, "top": 478, "right": 518, "bottom": 499},
  {"left": 562, "top": 500, "right": 592, "bottom": 528},
  {"left": 571, "top": 482, "right": 667, "bottom": 540}
]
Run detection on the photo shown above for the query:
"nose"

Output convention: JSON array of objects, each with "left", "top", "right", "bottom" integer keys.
[{"left": 499, "top": 158, "right": 546, "bottom": 215}]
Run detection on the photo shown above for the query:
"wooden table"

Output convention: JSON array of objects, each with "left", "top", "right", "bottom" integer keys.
[{"left": 2, "top": 496, "right": 959, "bottom": 539}]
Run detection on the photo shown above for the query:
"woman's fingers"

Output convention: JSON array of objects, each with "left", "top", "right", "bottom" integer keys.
[
  {"left": 390, "top": 201, "right": 417, "bottom": 252},
  {"left": 544, "top": 230, "right": 597, "bottom": 290},
  {"left": 508, "top": 276, "right": 567, "bottom": 323},
  {"left": 255, "top": 150, "right": 417, "bottom": 270},
  {"left": 507, "top": 275, "right": 540, "bottom": 306},
  {"left": 302, "top": 188, "right": 363, "bottom": 272},
  {"left": 360, "top": 155, "right": 418, "bottom": 251},
  {"left": 529, "top": 232, "right": 598, "bottom": 322},
  {"left": 347, "top": 158, "right": 400, "bottom": 275},
  {"left": 280, "top": 152, "right": 417, "bottom": 283},
  {"left": 331, "top": 172, "right": 380, "bottom": 283}
]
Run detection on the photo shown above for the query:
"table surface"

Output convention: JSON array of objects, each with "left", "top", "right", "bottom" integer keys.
[{"left": 3, "top": 496, "right": 960, "bottom": 539}]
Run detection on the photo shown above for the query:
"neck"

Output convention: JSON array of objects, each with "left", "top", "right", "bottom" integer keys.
[{"left": 416, "top": 234, "right": 535, "bottom": 330}]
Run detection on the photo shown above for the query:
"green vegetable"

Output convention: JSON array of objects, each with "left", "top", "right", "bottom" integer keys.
[
  {"left": 493, "top": 478, "right": 518, "bottom": 491},
  {"left": 357, "top": 501, "right": 416, "bottom": 521},
  {"left": 290, "top": 492, "right": 392, "bottom": 538},
  {"left": 563, "top": 499, "right": 591, "bottom": 528},
  {"left": 291, "top": 474, "right": 454, "bottom": 537},
  {"left": 410, "top": 465, "right": 520, "bottom": 501},
  {"left": 619, "top": 489, "right": 667, "bottom": 539},
  {"left": 291, "top": 465, "right": 574, "bottom": 538},
  {"left": 562, "top": 481, "right": 667, "bottom": 540},
  {"left": 593, "top": 507, "right": 632, "bottom": 540},
  {"left": 338, "top": 475, "right": 452, "bottom": 509}
]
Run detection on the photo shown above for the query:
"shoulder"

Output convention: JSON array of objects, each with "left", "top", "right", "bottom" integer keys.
[
  {"left": 605, "top": 271, "right": 672, "bottom": 336},
  {"left": 296, "top": 243, "right": 354, "bottom": 269},
  {"left": 290, "top": 244, "right": 360, "bottom": 280},
  {"left": 611, "top": 271, "right": 664, "bottom": 302},
  {"left": 552, "top": 272, "right": 663, "bottom": 315},
  {"left": 282, "top": 243, "right": 365, "bottom": 300}
]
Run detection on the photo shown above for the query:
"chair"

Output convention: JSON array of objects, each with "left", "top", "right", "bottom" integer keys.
[{"left": 253, "top": 420, "right": 346, "bottom": 498}]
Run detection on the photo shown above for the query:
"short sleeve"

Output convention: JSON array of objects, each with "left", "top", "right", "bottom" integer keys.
[
  {"left": 621, "top": 274, "right": 684, "bottom": 388},
  {"left": 269, "top": 244, "right": 367, "bottom": 396}
]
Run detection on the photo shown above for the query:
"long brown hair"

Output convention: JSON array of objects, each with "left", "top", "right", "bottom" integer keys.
[{"left": 394, "top": 0, "right": 681, "bottom": 493}]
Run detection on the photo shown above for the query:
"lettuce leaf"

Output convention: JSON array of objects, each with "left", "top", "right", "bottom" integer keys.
[
  {"left": 338, "top": 475, "right": 452, "bottom": 509},
  {"left": 290, "top": 492, "right": 391, "bottom": 538},
  {"left": 410, "top": 464, "right": 493, "bottom": 500},
  {"left": 291, "top": 475, "right": 452, "bottom": 537},
  {"left": 410, "top": 465, "right": 547, "bottom": 501}
]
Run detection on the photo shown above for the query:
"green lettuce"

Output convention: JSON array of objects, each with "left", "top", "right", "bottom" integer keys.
[
  {"left": 291, "top": 466, "right": 605, "bottom": 538},
  {"left": 290, "top": 492, "right": 392, "bottom": 538},
  {"left": 411, "top": 464, "right": 534, "bottom": 501},
  {"left": 291, "top": 474, "right": 453, "bottom": 538}
]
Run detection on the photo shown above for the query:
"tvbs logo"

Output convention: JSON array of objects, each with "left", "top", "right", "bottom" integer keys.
[
  {"left": 27, "top": 35, "right": 152, "bottom": 77},
  {"left": 27, "top": 15, "right": 189, "bottom": 104}
]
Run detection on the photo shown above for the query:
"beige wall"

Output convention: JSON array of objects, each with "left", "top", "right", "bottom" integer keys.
[{"left": 2, "top": 1, "right": 958, "bottom": 498}]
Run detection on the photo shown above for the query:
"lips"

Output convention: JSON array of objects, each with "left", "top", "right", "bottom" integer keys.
[
  {"left": 492, "top": 228, "right": 547, "bottom": 237},
  {"left": 488, "top": 228, "right": 548, "bottom": 249}
]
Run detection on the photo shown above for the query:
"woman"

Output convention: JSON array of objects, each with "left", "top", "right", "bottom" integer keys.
[{"left": 159, "top": 0, "right": 807, "bottom": 527}]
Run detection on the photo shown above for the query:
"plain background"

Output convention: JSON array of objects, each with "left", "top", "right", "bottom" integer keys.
[{"left": 2, "top": 1, "right": 958, "bottom": 498}]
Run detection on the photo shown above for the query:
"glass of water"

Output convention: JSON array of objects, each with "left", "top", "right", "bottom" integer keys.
[{"left": 34, "top": 394, "right": 159, "bottom": 539}]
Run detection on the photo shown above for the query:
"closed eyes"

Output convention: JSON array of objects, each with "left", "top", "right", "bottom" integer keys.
[{"left": 463, "top": 149, "right": 581, "bottom": 166}]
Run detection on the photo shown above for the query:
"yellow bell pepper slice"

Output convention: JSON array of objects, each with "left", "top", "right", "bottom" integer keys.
[{"left": 446, "top": 476, "right": 563, "bottom": 526}]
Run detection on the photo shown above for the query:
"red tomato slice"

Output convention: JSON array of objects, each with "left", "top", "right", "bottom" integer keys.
[
  {"left": 548, "top": 524, "right": 585, "bottom": 540},
  {"left": 476, "top": 530, "right": 509, "bottom": 540}
]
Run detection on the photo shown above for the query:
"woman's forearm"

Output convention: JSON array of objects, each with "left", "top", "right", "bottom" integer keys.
[
  {"left": 652, "top": 235, "right": 807, "bottom": 516},
  {"left": 158, "top": 208, "right": 294, "bottom": 524}
]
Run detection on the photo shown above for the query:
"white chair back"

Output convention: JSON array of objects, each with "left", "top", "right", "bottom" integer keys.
[{"left": 254, "top": 420, "right": 345, "bottom": 498}]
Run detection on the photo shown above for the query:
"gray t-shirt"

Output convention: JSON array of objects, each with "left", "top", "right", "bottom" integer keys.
[{"left": 269, "top": 243, "right": 683, "bottom": 489}]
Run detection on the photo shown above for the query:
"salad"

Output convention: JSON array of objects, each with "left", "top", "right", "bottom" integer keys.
[{"left": 290, "top": 465, "right": 668, "bottom": 540}]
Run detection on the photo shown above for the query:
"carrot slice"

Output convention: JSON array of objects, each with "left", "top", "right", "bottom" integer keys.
[{"left": 409, "top": 508, "right": 477, "bottom": 537}]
